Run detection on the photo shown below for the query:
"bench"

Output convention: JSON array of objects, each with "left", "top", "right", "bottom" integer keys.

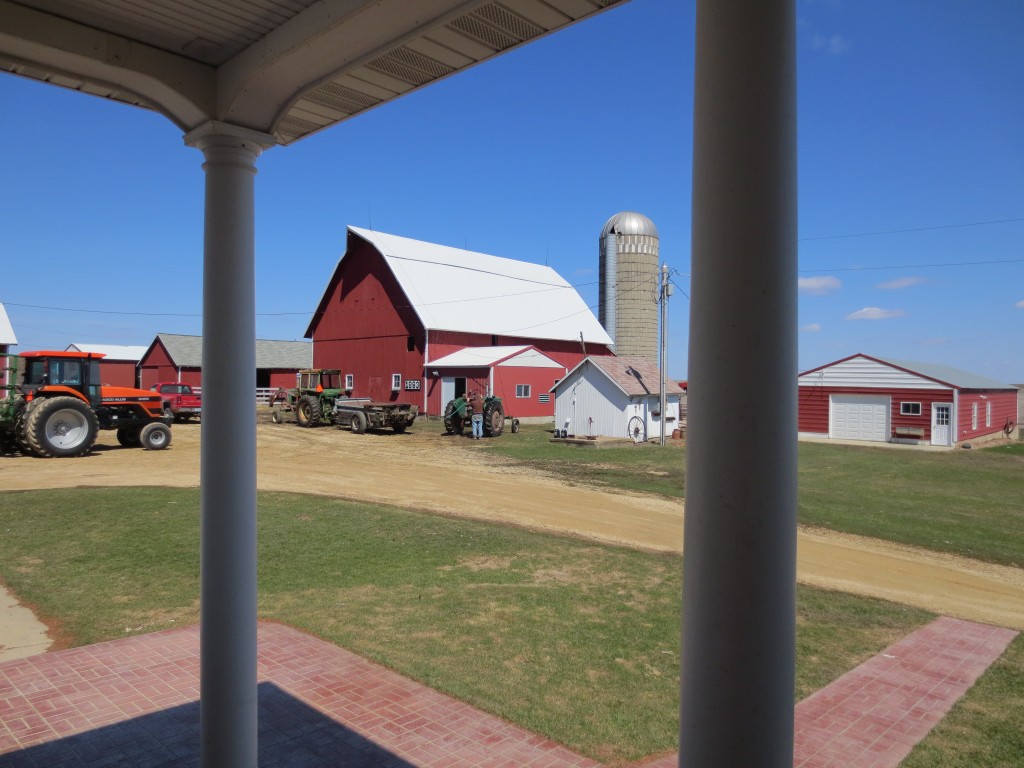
[{"left": 892, "top": 426, "right": 925, "bottom": 442}]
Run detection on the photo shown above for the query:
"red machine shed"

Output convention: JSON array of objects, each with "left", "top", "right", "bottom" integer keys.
[
  {"left": 305, "top": 227, "right": 615, "bottom": 416},
  {"left": 66, "top": 344, "right": 147, "bottom": 388},
  {"left": 798, "top": 353, "right": 1018, "bottom": 447}
]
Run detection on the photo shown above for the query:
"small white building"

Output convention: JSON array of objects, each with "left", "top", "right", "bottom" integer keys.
[
  {"left": 552, "top": 355, "right": 683, "bottom": 441},
  {"left": 0, "top": 303, "right": 17, "bottom": 388}
]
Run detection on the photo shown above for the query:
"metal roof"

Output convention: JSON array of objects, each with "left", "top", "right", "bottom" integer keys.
[
  {"left": 66, "top": 343, "right": 149, "bottom": 361},
  {"left": 600, "top": 211, "right": 659, "bottom": 239},
  {"left": 555, "top": 354, "right": 669, "bottom": 397},
  {"left": 316, "top": 226, "right": 613, "bottom": 345},
  {"left": 874, "top": 355, "right": 1018, "bottom": 391},
  {"left": 429, "top": 345, "right": 562, "bottom": 368},
  {"left": 152, "top": 333, "right": 311, "bottom": 369},
  {"left": 0, "top": 303, "right": 17, "bottom": 345},
  {"left": 2, "top": 0, "right": 629, "bottom": 146}
]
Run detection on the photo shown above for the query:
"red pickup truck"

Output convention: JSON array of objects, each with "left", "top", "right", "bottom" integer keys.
[{"left": 151, "top": 382, "right": 202, "bottom": 422}]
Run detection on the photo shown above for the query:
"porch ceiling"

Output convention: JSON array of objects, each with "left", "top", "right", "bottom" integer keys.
[{"left": 0, "top": 0, "right": 627, "bottom": 144}]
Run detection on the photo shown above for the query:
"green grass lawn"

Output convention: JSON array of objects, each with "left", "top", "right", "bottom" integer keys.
[
  {"left": 0, "top": 486, "right": 932, "bottom": 765},
  {"left": 491, "top": 426, "right": 1024, "bottom": 567}
]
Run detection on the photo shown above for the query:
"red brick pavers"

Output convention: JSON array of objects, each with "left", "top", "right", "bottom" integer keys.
[
  {"left": 629, "top": 616, "right": 1017, "bottom": 768},
  {"left": 0, "top": 621, "right": 599, "bottom": 767},
  {"left": 0, "top": 617, "right": 1016, "bottom": 767},
  {"left": 793, "top": 616, "right": 1017, "bottom": 768}
]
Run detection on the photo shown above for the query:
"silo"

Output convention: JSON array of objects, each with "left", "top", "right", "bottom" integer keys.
[{"left": 598, "top": 212, "right": 660, "bottom": 362}]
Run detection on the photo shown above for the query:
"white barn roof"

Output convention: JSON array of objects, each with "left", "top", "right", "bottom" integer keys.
[
  {"left": 429, "top": 345, "right": 563, "bottom": 368},
  {"left": 0, "top": 303, "right": 17, "bottom": 345},
  {"left": 323, "top": 227, "right": 613, "bottom": 345},
  {"left": 67, "top": 343, "right": 148, "bottom": 361}
]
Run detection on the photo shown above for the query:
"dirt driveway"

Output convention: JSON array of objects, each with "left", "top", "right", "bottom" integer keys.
[{"left": 3, "top": 415, "right": 1023, "bottom": 630}]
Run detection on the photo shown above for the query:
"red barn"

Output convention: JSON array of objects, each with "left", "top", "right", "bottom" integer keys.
[
  {"left": 305, "top": 227, "right": 614, "bottom": 418},
  {"left": 139, "top": 333, "right": 311, "bottom": 392},
  {"left": 66, "top": 343, "right": 147, "bottom": 388},
  {"left": 798, "top": 353, "right": 1019, "bottom": 447}
]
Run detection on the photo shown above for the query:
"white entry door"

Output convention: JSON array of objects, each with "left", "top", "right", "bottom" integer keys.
[
  {"left": 931, "top": 403, "right": 953, "bottom": 446},
  {"left": 830, "top": 394, "right": 889, "bottom": 441}
]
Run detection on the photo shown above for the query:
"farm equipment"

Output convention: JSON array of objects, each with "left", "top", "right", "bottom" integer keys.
[
  {"left": 0, "top": 351, "right": 171, "bottom": 458},
  {"left": 443, "top": 394, "right": 518, "bottom": 437},
  {"left": 269, "top": 369, "right": 418, "bottom": 433}
]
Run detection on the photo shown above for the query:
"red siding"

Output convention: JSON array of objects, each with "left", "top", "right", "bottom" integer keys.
[
  {"left": 798, "top": 386, "right": 954, "bottom": 441},
  {"left": 139, "top": 342, "right": 177, "bottom": 389},
  {"left": 309, "top": 241, "right": 426, "bottom": 407},
  {"left": 956, "top": 391, "right": 1017, "bottom": 442},
  {"left": 97, "top": 360, "right": 138, "bottom": 388},
  {"left": 425, "top": 365, "right": 565, "bottom": 417}
]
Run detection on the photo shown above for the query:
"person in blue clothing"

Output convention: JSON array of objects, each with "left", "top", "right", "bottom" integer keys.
[{"left": 468, "top": 391, "right": 484, "bottom": 440}]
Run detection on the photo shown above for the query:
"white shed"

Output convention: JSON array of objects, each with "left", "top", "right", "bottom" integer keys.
[{"left": 552, "top": 355, "right": 682, "bottom": 441}]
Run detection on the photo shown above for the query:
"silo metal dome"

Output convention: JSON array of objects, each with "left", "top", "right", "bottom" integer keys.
[
  {"left": 599, "top": 211, "right": 660, "bottom": 363},
  {"left": 600, "top": 211, "right": 659, "bottom": 239}
]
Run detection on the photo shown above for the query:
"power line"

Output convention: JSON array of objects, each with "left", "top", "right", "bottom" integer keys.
[{"left": 798, "top": 217, "right": 1024, "bottom": 242}]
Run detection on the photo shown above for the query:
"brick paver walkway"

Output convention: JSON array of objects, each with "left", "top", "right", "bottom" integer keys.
[{"left": 0, "top": 617, "right": 1016, "bottom": 767}]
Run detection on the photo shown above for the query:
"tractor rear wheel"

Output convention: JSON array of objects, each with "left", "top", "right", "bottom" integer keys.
[
  {"left": 140, "top": 422, "right": 172, "bottom": 450},
  {"left": 296, "top": 395, "right": 322, "bottom": 427},
  {"left": 22, "top": 396, "right": 99, "bottom": 458},
  {"left": 443, "top": 399, "right": 464, "bottom": 435},
  {"left": 483, "top": 400, "right": 504, "bottom": 437}
]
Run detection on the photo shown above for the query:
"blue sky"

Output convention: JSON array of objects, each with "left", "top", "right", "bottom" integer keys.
[{"left": 1, "top": 0, "right": 1022, "bottom": 382}]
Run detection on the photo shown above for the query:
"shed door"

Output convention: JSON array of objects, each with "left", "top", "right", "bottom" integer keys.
[
  {"left": 830, "top": 394, "right": 889, "bottom": 441},
  {"left": 931, "top": 403, "right": 952, "bottom": 446}
]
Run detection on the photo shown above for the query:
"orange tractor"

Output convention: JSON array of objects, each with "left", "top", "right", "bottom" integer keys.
[{"left": 0, "top": 350, "right": 171, "bottom": 457}]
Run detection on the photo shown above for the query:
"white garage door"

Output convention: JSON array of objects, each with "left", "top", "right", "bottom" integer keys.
[{"left": 830, "top": 394, "right": 890, "bottom": 441}]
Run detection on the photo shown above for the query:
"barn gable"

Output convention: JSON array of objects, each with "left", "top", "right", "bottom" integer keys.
[{"left": 306, "top": 226, "right": 612, "bottom": 345}]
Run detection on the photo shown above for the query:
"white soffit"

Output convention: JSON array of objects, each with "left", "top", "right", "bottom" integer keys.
[
  {"left": 0, "top": 0, "right": 631, "bottom": 144},
  {"left": 352, "top": 226, "right": 613, "bottom": 345}
]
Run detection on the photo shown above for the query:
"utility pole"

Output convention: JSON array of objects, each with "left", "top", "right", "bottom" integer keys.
[{"left": 659, "top": 263, "right": 671, "bottom": 446}]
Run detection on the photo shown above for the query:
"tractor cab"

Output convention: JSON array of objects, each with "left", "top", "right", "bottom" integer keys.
[{"left": 19, "top": 351, "right": 103, "bottom": 407}]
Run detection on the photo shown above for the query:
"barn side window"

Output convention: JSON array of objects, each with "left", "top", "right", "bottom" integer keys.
[
  {"left": 407, "top": 336, "right": 415, "bottom": 352},
  {"left": 986, "top": 401, "right": 992, "bottom": 428},
  {"left": 515, "top": 384, "right": 531, "bottom": 398},
  {"left": 900, "top": 402, "right": 922, "bottom": 416},
  {"left": 392, "top": 373, "right": 401, "bottom": 391},
  {"left": 971, "top": 402, "right": 978, "bottom": 430},
  {"left": 345, "top": 373, "right": 354, "bottom": 390}
]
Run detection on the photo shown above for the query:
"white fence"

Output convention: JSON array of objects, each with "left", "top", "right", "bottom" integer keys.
[{"left": 189, "top": 387, "right": 279, "bottom": 405}]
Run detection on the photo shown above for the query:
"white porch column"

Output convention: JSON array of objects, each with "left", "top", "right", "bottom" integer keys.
[
  {"left": 185, "top": 121, "right": 275, "bottom": 768},
  {"left": 681, "top": 0, "right": 797, "bottom": 766}
]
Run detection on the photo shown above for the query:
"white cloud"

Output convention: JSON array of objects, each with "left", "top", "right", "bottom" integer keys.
[
  {"left": 877, "top": 276, "right": 926, "bottom": 290},
  {"left": 1016, "top": 300, "right": 1024, "bottom": 309},
  {"left": 800, "top": 323, "right": 822, "bottom": 332},
  {"left": 846, "top": 307, "right": 906, "bottom": 320},
  {"left": 798, "top": 276, "right": 841, "bottom": 295},
  {"left": 812, "top": 33, "right": 851, "bottom": 55}
]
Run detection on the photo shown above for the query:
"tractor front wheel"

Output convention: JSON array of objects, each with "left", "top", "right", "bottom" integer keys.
[
  {"left": 140, "top": 422, "right": 172, "bottom": 450},
  {"left": 483, "top": 401, "right": 504, "bottom": 437},
  {"left": 22, "top": 396, "right": 99, "bottom": 458},
  {"left": 296, "top": 395, "right": 322, "bottom": 427}
]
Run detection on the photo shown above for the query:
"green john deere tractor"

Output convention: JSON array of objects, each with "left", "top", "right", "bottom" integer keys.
[
  {"left": 269, "top": 369, "right": 346, "bottom": 427},
  {"left": 443, "top": 394, "right": 517, "bottom": 437}
]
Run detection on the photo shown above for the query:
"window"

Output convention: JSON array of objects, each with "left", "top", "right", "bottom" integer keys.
[
  {"left": 407, "top": 335, "right": 415, "bottom": 352},
  {"left": 515, "top": 384, "right": 531, "bottom": 398},
  {"left": 344, "top": 373, "right": 354, "bottom": 390},
  {"left": 900, "top": 402, "right": 922, "bottom": 416},
  {"left": 986, "top": 401, "right": 992, "bottom": 428},
  {"left": 391, "top": 373, "right": 401, "bottom": 391},
  {"left": 971, "top": 402, "right": 978, "bottom": 430}
]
